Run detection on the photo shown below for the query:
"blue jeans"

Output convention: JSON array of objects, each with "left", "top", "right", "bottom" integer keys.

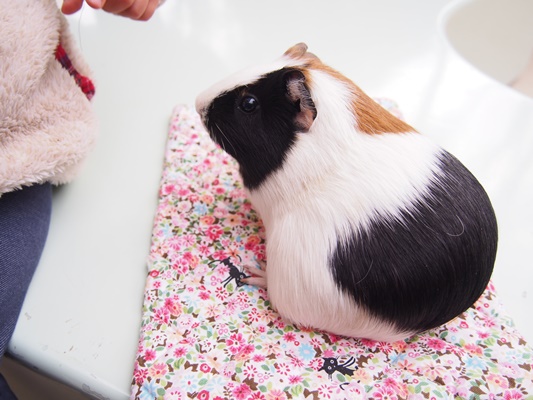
[{"left": 0, "top": 183, "right": 52, "bottom": 398}]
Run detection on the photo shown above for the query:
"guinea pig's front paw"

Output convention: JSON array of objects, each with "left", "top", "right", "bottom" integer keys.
[{"left": 242, "top": 261, "right": 267, "bottom": 289}]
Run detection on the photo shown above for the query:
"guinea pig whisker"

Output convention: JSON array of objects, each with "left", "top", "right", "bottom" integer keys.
[
  {"left": 353, "top": 261, "right": 374, "bottom": 286},
  {"left": 215, "top": 123, "right": 238, "bottom": 155}
]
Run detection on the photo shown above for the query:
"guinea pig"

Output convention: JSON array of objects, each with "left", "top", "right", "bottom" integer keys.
[{"left": 195, "top": 43, "right": 498, "bottom": 342}]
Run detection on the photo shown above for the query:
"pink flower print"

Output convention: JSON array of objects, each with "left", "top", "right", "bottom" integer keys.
[
  {"left": 174, "top": 347, "right": 187, "bottom": 357},
  {"left": 283, "top": 332, "right": 296, "bottom": 343},
  {"left": 199, "top": 291, "right": 210, "bottom": 300},
  {"left": 420, "top": 360, "right": 447, "bottom": 381},
  {"left": 149, "top": 270, "right": 159, "bottom": 278},
  {"left": 288, "top": 375, "right": 303, "bottom": 384},
  {"left": 198, "top": 244, "right": 211, "bottom": 256},
  {"left": 199, "top": 363, "right": 211, "bottom": 373},
  {"left": 200, "top": 215, "right": 216, "bottom": 226},
  {"left": 197, "top": 390, "right": 210, "bottom": 400},
  {"left": 162, "top": 184, "right": 175, "bottom": 195},
  {"left": 214, "top": 205, "right": 228, "bottom": 217},
  {"left": 205, "top": 303, "right": 219, "bottom": 318},
  {"left": 273, "top": 318, "right": 285, "bottom": 330},
  {"left": 486, "top": 373, "right": 509, "bottom": 390},
  {"left": 177, "top": 186, "right": 191, "bottom": 197},
  {"left": 392, "top": 340, "right": 408, "bottom": 352},
  {"left": 374, "top": 386, "right": 398, "bottom": 400},
  {"left": 377, "top": 341, "right": 393, "bottom": 354},
  {"left": 215, "top": 262, "right": 229, "bottom": 276},
  {"left": 317, "top": 384, "right": 334, "bottom": 399},
  {"left": 164, "top": 298, "right": 182, "bottom": 316},
  {"left": 172, "top": 258, "right": 188, "bottom": 275},
  {"left": 133, "top": 367, "right": 148, "bottom": 385},
  {"left": 250, "top": 393, "right": 266, "bottom": 400},
  {"left": 201, "top": 193, "right": 215, "bottom": 205},
  {"left": 149, "top": 362, "right": 168, "bottom": 378},
  {"left": 144, "top": 349, "right": 156, "bottom": 361},
  {"left": 426, "top": 338, "right": 447, "bottom": 351},
  {"left": 247, "top": 308, "right": 260, "bottom": 323},
  {"left": 244, "top": 364, "right": 258, "bottom": 380},
  {"left": 239, "top": 343, "right": 255, "bottom": 356},
  {"left": 448, "top": 345, "right": 465, "bottom": 357},
  {"left": 503, "top": 390, "right": 525, "bottom": 400},
  {"left": 276, "top": 363, "right": 291, "bottom": 376},
  {"left": 232, "top": 383, "right": 252, "bottom": 400},
  {"left": 309, "top": 358, "right": 324, "bottom": 371},
  {"left": 263, "top": 341, "right": 282, "bottom": 357},
  {"left": 252, "top": 354, "right": 265, "bottom": 363},
  {"left": 237, "top": 292, "right": 249, "bottom": 309},
  {"left": 360, "top": 338, "right": 377, "bottom": 348},
  {"left": 290, "top": 356, "right": 304, "bottom": 368},
  {"left": 477, "top": 330, "right": 491, "bottom": 339},
  {"left": 226, "top": 333, "right": 245, "bottom": 354},
  {"left": 182, "top": 234, "right": 196, "bottom": 246},
  {"left": 177, "top": 200, "right": 192, "bottom": 212},
  {"left": 225, "top": 298, "right": 238, "bottom": 315},
  {"left": 500, "top": 362, "right": 520, "bottom": 376},
  {"left": 154, "top": 307, "right": 170, "bottom": 325},
  {"left": 215, "top": 286, "right": 227, "bottom": 301},
  {"left": 483, "top": 316, "right": 497, "bottom": 328},
  {"left": 241, "top": 202, "right": 252, "bottom": 212},
  {"left": 322, "top": 349, "right": 335, "bottom": 358},
  {"left": 397, "top": 358, "right": 415, "bottom": 372},
  {"left": 464, "top": 343, "right": 483, "bottom": 357},
  {"left": 206, "top": 225, "right": 224, "bottom": 241},
  {"left": 383, "top": 377, "right": 400, "bottom": 389},
  {"left": 182, "top": 252, "right": 199, "bottom": 268},
  {"left": 245, "top": 235, "right": 261, "bottom": 251},
  {"left": 266, "top": 390, "right": 288, "bottom": 400}
]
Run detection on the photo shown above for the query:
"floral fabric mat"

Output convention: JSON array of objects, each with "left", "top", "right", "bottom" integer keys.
[{"left": 131, "top": 105, "right": 533, "bottom": 400}]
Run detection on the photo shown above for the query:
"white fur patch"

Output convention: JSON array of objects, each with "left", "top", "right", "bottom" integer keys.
[{"left": 248, "top": 69, "right": 441, "bottom": 341}]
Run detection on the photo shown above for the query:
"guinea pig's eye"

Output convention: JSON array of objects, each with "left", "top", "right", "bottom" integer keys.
[{"left": 240, "top": 96, "right": 258, "bottom": 113}]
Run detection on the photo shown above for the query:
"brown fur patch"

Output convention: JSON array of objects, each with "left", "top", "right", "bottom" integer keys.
[{"left": 287, "top": 46, "right": 414, "bottom": 135}]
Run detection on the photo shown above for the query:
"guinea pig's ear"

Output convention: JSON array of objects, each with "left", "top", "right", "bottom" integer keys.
[
  {"left": 284, "top": 43, "right": 308, "bottom": 58},
  {"left": 284, "top": 70, "right": 317, "bottom": 132}
]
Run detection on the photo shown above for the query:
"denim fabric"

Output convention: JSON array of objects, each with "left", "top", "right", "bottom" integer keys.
[
  {"left": 0, "top": 370, "right": 16, "bottom": 400},
  {"left": 0, "top": 183, "right": 52, "bottom": 398},
  {"left": 0, "top": 184, "right": 52, "bottom": 356}
]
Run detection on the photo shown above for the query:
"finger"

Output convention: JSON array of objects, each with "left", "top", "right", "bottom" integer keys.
[
  {"left": 137, "top": 0, "right": 159, "bottom": 21},
  {"left": 61, "top": 0, "right": 85, "bottom": 14},
  {"left": 85, "top": 0, "right": 105, "bottom": 9},
  {"left": 119, "top": 0, "right": 152, "bottom": 21},
  {"left": 241, "top": 277, "right": 268, "bottom": 289},
  {"left": 244, "top": 265, "right": 267, "bottom": 278},
  {"left": 119, "top": 0, "right": 159, "bottom": 20},
  {"left": 101, "top": 0, "right": 137, "bottom": 15}
]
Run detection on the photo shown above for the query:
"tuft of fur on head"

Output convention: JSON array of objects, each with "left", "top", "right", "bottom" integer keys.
[{"left": 196, "top": 43, "right": 497, "bottom": 341}]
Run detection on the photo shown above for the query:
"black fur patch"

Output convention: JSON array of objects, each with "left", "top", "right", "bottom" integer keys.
[
  {"left": 329, "top": 151, "right": 498, "bottom": 333},
  {"left": 204, "top": 69, "right": 303, "bottom": 189}
]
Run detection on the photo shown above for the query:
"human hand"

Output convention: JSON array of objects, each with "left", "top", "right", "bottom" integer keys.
[{"left": 61, "top": 0, "right": 160, "bottom": 21}]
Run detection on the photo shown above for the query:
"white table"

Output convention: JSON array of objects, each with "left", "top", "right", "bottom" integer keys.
[{"left": 9, "top": 1, "right": 533, "bottom": 398}]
